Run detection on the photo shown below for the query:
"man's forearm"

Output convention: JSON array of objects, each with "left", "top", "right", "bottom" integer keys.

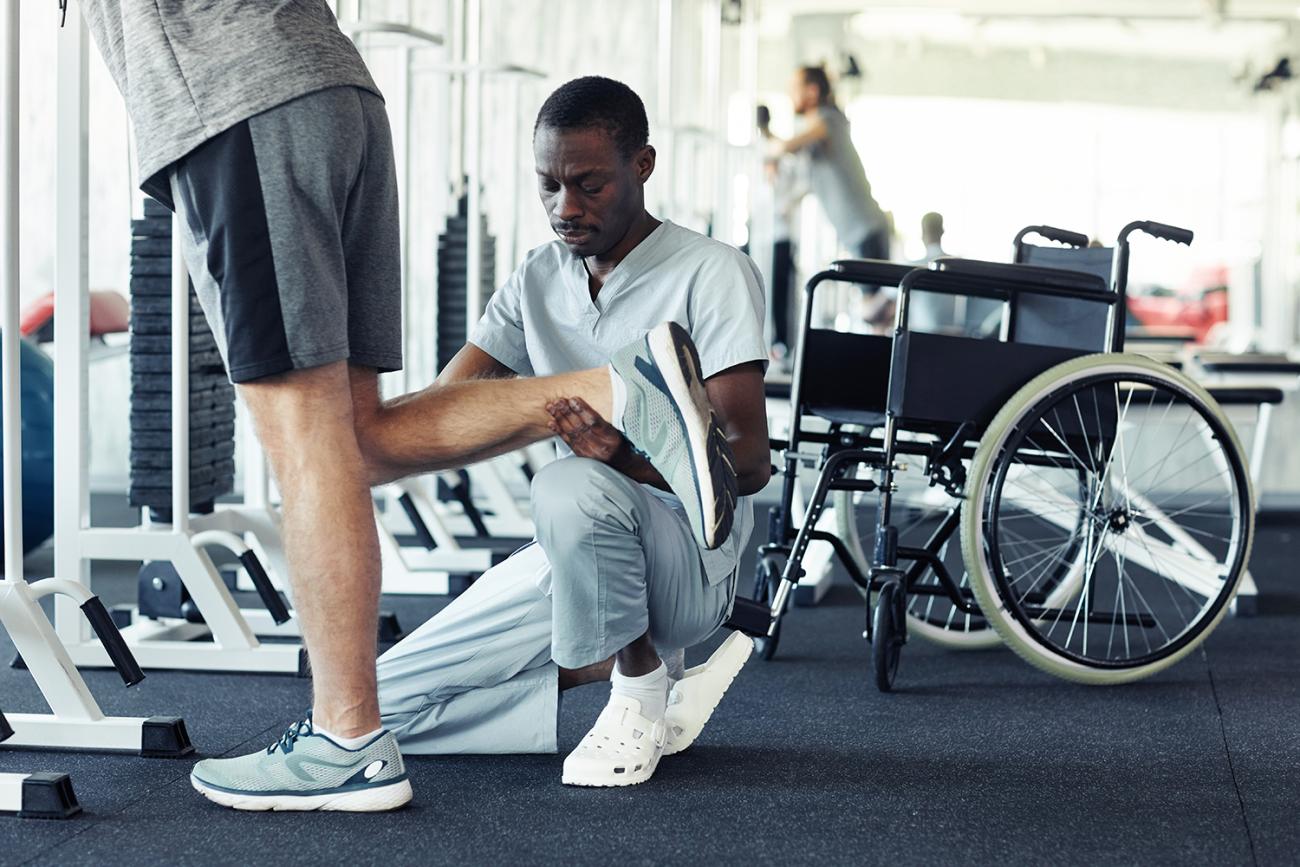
[{"left": 357, "top": 368, "right": 611, "bottom": 486}]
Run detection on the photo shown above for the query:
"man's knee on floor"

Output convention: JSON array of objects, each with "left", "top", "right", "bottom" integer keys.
[{"left": 530, "top": 457, "right": 641, "bottom": 532}]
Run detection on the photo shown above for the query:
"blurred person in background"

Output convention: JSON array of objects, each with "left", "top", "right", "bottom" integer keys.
[
  {"left": 760, "top": 65, "right": 889, "bottom": 263},
  {"left": 918, "top": 211, "right": 947, "bottom": 263}
]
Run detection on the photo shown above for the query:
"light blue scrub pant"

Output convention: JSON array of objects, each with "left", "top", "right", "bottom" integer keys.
[{"left": 376, "top": 457, "right": 738, "bottom": 754}]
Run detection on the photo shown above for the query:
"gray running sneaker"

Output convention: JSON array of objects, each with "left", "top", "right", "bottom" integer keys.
[
  {"left": 190, "top": 716, "right": 412, "bottom": 812},
  {"left": 610, "top": 321, "right": 738, "bottom": 549}
]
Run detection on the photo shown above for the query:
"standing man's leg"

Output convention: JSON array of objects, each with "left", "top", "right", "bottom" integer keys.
[
  {"left": 175, "top": 88, "right": 411, "bottom": 811},
  {"left": 239, "top": 363, "right": 382, "bottom": 736}
]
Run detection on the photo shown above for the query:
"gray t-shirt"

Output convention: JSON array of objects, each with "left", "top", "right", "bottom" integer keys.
[
  {"left": 79, "top": 1, "right": 379, "bottom": 207},
  {"left": 807, "top": 104, "right": 885, "bottom": 249},
  {"left": 470, "top": 220, "right": 768, "bottom": 585}
]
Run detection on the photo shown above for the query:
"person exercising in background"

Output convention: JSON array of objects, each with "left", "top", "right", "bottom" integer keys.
[{"left": 761, "top": 65, "right": 889, "bottom": 263}]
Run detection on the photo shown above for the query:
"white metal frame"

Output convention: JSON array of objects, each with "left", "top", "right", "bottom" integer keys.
[
  {"left": 1184, "top": 361, "right": 1300, "bottom": 612},
  {"left": 47, "top": 13, "right": 301, "bottom": 676},
  {"left": 0, "top": 6, "right": 185, "bottom": 757}
]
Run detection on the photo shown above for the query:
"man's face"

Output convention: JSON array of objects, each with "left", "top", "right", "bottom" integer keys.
[
  {"left": 788, "top": 71, "right": 815, "bottom": 115},
  {"left": 534, "top": 125, "right": 653, "bottom": 258}
]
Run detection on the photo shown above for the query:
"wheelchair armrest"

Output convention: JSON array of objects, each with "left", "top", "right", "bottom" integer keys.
[
  {"left": 768, "top": 437, "right": 789, "bottom": 451},
  {"left": 829, "top": 258, "right": 915, "bottom": 287},
  {"left": 931, "top": 257, "right": 1109, "bottom": 299}
]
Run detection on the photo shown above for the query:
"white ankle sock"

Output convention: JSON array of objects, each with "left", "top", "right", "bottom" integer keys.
[
  {"left": 317, "top": 725, "right": 383, "bottom": 750},
  {"left": 607, "top": 365, "right": 628, "bottom": 432},
  {"left": 611, "top": 661, "right": 669, "bottom": 720}
]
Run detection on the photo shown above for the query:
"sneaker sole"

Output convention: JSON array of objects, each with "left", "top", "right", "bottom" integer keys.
[
  {"left": 664, "top": 632, "right": 754, "bottom": 756},
  {"left": 644, "top": 323, "right": 738, "bottom": 550},
  {"left": 191, "top": 775, "right": 413, "bottom": 812},
  {"left": 561, "top": 749, "right": 663, "bottom": 788}
]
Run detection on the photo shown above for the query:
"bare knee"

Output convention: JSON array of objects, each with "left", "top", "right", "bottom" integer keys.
[{"left": 238, "top": 363, "right": 367, "bottom": 488}]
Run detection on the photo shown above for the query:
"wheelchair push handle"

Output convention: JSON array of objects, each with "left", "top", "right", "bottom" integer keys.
[
  {"left": 1121, "top": 220, "right": 1194, "bottom": 247},
  {"left": 1015, "top": 225, "right": 1089, "bottom": 249},
  {"left": 1138, "top": 221, "right": 1194, "bottom": 246}
]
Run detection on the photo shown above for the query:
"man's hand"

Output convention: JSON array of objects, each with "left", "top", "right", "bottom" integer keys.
[
  {"left": 546, "top": 398, "right": 670, "bottom": 490},
  {"left": 546, "top": 398, "right": 626, "bottom": 463}
]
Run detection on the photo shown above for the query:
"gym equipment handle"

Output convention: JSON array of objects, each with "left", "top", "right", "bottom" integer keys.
[
  {"left": 1139, "top": 221, "right": 1194, "bottom": 246},
  {"left": 240, "top": 550, "right": 292, "bottom": 626},
  {"left": 80, "top": 597, "right": 145, "bottom": 686},
  {"left": 1032, "top": 225, "right": 1089, "bottom": 248}
]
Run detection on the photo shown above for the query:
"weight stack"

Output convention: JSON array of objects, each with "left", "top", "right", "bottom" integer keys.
[
  {"left": 436, "top": 194, "right": 496, "bottom": 372},
  {"left": 128, "top": 198, "right": 237, "bottom": 520}
]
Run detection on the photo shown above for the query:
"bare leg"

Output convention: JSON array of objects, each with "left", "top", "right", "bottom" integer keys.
[
  {"left": 615, "top": 631, "right": 662, "bottom": 677},
  {"left": 352, "top": 366, "right": 611, "bottom": 484},
  {"left": 559, "top": 657, "right": 614, "bottom": 691},
  {"left": 239, "top": 362, "right": 382, "bottom": 737}
]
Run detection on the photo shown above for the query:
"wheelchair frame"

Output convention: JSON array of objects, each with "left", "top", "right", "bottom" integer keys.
[{"left": 750, "top": 221, "right": 1247, "bottom": 690}]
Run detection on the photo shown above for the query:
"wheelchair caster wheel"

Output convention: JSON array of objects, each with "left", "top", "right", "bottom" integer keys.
[
  {"left": 871, "top": 579, "right": 905, "bottom": 692},
  {"left": 753, "top": 556, "right": 784, "bottom": 662}
]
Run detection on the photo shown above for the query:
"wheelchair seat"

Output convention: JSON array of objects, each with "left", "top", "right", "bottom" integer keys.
[{"left": 808, "top": 406, "right": 887, "bottom": 428}]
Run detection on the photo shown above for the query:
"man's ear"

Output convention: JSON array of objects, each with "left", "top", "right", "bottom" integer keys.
[{"left": 635, "top": 145, "right": 656, "bottom": 183}]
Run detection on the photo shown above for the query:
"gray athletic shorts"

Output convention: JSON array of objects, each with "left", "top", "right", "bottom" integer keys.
[{"left": 169, "top": 86, "right": 402, "bottom": 384}]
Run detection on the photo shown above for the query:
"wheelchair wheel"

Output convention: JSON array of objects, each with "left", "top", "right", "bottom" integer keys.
[
  {"left": 752, "top": 555, "right": 784, "bottom": 662},
  {"left": 871, "top": 578, "right": 905, "bottom": 691},
  {"left": 961, "top": 354, "right": 1254, "bottom": 685}
]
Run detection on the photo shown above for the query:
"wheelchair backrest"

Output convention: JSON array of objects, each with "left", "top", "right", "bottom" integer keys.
[{"left": 1013, "top": 244, "right": 1116, "bottom": 352}]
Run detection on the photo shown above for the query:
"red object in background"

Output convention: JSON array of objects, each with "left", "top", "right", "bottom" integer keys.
[
  {"left": 1126, "top": 264, "right": 1230, "bottom": 344},
  {"left": 19, "top": 290, "right": 130, "bottom": 341},
  {"left": 18, "top": 293, "right": 53, "bottom": 337}
]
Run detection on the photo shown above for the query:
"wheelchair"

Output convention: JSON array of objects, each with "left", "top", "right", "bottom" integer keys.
[{"left": 749, "top": 221, "right": 1255, "bottom": 691}]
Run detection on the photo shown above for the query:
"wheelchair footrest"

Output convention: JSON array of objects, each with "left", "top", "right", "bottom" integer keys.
[{"left": 725, "top": 596, "right": 773, "bottom": 638}]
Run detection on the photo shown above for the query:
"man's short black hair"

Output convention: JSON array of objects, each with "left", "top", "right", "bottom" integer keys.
[{"left": 533, "top": 76, "right": 650, "bottom": 160}]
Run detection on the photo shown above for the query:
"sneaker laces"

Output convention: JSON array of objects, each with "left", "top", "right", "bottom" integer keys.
[{"left": 268, "top": 713, "right": 314, "bottom": 756}]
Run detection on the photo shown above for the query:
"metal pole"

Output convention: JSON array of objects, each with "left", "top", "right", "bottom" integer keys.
[
  {"left": 1, "top": 0, "right": 22, "bottom": 581},
  {"left": 656, "top": 0, "right": 674, "bottom": 218},
  {"left": 170, "top": 219, "right": 190, "bottom": 532},
  {"left": 507, "top": 76, "right": 521, "bottom": 270},
  {"left": 53, "top": 7, "right": 91, "bottom": 642},
  {"left": 704, "top": 0, "right": 723, "bottom": 235},
  {"left": 465, "top": 0, "right": 483, "bottom": 320}
]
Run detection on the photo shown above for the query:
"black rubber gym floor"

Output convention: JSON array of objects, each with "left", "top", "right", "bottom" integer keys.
[{"left": 1, "top": 497, "right": 1297, "bottom": 866}]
